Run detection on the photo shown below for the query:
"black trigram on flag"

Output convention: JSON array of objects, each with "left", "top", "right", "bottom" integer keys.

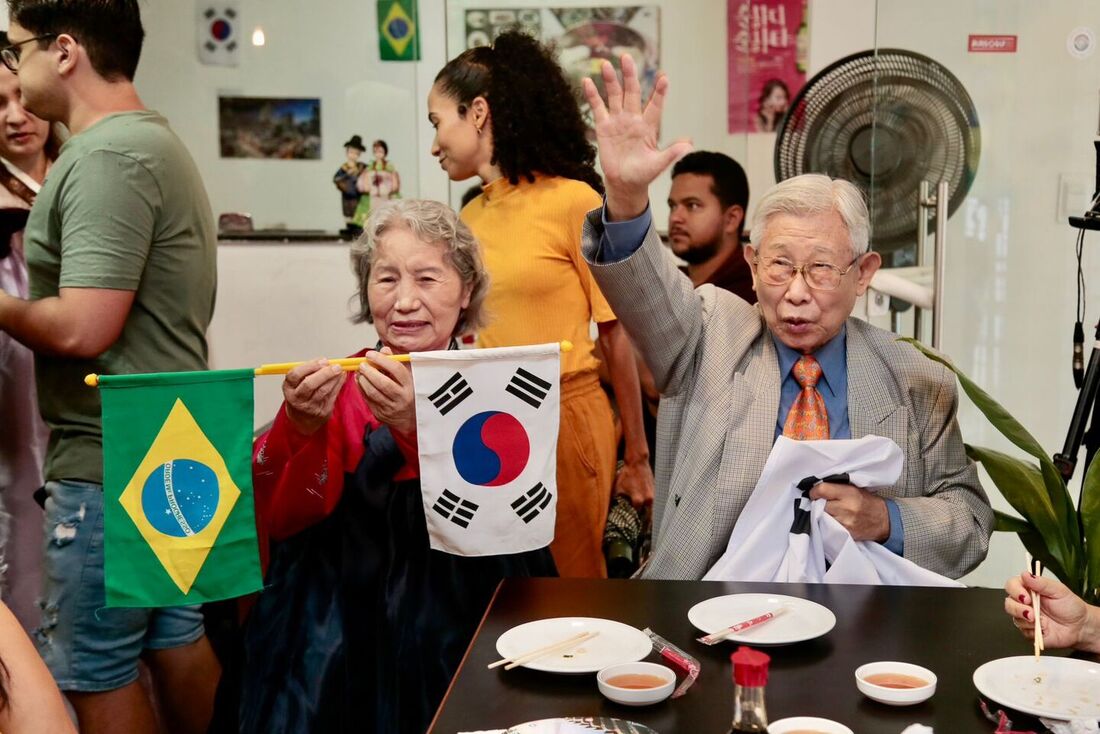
[
  {"left": 428, "top": 372, "right": 473, "bottom": 416},
  {"left": 432, "top": 489, "right": 479, "bottom": 528},
  {"left": 506, "top": 367, "right": 551, "bottom": 409},
  {"left": 511, "top": 482, "right": 553, "bottom": 524}
]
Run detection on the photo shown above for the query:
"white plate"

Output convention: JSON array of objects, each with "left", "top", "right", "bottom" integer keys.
[
  {"left": 495, "top": 617, "right": 652, "bottom": 673},
  {"left": 505, "top": 718, "right": 658, "bottom": 734},
  {"left": 687, "top": 593, "right": 836, "bottom": 646},
  {"left": 973, "top": 655, "right": 1100, "bottom": 721}
]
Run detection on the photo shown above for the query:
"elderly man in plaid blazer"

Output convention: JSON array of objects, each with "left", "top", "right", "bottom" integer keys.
[{"left": 578, "top": 57, "right": 994, "bottom": 580}]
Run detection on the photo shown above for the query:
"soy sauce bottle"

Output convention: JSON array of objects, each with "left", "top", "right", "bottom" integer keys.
[{"left": 729, "top": 646, "right": 770, "bottom": 733}]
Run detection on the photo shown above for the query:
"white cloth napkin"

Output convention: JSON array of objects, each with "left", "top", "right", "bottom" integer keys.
[{"left": 703, "top": 435, "right": 962, "bottom": 587}]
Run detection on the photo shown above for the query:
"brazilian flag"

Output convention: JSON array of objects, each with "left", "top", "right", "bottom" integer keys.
[
  {"left": 378, "top": 0, "right": 420, "bottom": 61},
  {"left": 99, "top": 368, "right": 263, "bottom": 607}
]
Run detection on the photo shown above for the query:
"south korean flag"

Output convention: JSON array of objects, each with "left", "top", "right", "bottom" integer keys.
[
  {"left": 412, "top": 343, "right": 559, "bottom": 556},
  {"left": 196, "top": 2, "right": 241, "bottom": 67}
]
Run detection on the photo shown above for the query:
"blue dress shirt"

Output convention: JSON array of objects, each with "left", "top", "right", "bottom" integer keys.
[{"left": 596, "top": 205, "right": 904, "bottom": 554}]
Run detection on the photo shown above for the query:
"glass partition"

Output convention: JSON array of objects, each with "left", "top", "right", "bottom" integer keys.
[{"left": 871, "top": 0, "right": 1100, "bottom": 586}]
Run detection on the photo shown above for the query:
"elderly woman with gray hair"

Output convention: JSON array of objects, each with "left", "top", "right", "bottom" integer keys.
[{"left": 216, "top": 200, "right": 556, "bottom": 734}]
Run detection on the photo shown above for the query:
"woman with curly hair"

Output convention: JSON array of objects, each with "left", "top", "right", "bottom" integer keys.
[{"left": 429, "top": 30, "right": 654, "bottom": 578}]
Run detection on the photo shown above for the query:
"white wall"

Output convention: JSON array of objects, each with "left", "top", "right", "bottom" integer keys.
[
  {"left": 138, "top": 0, "right": 870, "bottom": 231},
  {"left": 207, "top": 243, "right": 377, "bottom": 427},
  {"left": 138, "top": 1, "right": 423, "bottom": 231}
]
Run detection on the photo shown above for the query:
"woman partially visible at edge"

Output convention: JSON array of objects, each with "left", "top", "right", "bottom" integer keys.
[
  {"left": 429, "top": 31, "right": 655, "bottom": 578},
  {"left": 0, "top": 601, "right": 76, "bottom": 733},
  {"left": 0, "top": 43, "right": 59, "bottom": 631}
]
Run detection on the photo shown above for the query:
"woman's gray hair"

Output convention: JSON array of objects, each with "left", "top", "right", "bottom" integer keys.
[
  {"left": 350, "top": 199, "right": 490, "bottom": 336},
  {"left": 748, "top": 173, "right": 870, "bottom": 256}
]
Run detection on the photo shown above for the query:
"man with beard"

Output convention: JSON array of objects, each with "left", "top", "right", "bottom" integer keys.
[{"left": 667, "top": 151, "right": 755, "bottom": 302}]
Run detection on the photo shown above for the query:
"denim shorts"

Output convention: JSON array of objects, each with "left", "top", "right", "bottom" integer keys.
[{"left": 36, "top": 479, "right": 206, "bottom": 692}]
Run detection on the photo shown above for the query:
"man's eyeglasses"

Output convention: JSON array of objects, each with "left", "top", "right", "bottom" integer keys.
[
  {"left": 752, "top": 254, "right": 863, "bottom": 291},
  {"left": 1, "top": 34, "right": 58, "bottom": 72}
]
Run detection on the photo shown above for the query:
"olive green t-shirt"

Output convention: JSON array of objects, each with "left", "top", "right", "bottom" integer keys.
[{"left": 25, "top": 110, "right": 216, "bottom": 484}]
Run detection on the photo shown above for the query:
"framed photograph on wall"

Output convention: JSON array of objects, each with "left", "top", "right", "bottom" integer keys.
[
  {"left": 446, "top": 4, "right": 660, "bottom": 137},
  {"left": 217, "top": 96, "right": 322, "bottom": 159}
]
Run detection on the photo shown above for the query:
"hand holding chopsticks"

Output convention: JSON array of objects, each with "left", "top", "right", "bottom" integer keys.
[
  {"left": 488, "top": 631, "right": 600, "bottom": 671},
  {"left": 697, "top": 606, "right": 789, "bottom": 645}
]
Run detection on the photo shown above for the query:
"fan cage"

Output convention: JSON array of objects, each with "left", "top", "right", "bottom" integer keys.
[{"left": 775, "top": 49, "right": 980, "bottom": 253}]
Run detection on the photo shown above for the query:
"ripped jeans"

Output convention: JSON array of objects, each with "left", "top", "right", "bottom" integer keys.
[{"left": 36, "top": 479, "right": 205, "bottom": 692}]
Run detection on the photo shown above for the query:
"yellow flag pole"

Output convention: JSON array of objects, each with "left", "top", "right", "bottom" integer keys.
[
  {"left": 85, "top": 340, "right": 574, "bottom": 386},
  {"left": 253, "top": 354, "right": 409, "bottom": 376}
]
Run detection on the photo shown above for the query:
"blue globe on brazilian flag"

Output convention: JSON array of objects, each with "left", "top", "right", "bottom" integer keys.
[
  {"left": 99, "top": 369, "right": 262, "bottom": 607},
  {"left": 378, "top": 0, "right": 420, "bottom": 61}
]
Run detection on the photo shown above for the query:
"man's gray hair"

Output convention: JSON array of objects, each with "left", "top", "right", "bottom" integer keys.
[
  {"left": 748, "top": 173, "right": 870, "bottom": 256},
  {"left": 350, "top": 199, "right": 490, "bottom": 336}
]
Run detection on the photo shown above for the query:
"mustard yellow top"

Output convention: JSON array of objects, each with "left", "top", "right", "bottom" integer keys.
[{"left": 461, "top": 175, "right": 614, "bottom": 376}]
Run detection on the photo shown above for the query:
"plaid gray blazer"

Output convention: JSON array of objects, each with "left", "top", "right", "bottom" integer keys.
[{"left": 582, "top": 210, "right": 994, "bottom": 580}]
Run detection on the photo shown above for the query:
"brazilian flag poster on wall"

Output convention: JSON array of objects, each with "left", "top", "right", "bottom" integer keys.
[
  {"left": 378, "top": 0, "right": 420, "bottom": 61},
  {"left": 98, "top": 369, "right": 263, "bottom": 607}
]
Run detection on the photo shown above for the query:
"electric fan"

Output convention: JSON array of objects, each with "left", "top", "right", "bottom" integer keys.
[{"left": 774, "top": 49, "right": 980, "bottom": 259}]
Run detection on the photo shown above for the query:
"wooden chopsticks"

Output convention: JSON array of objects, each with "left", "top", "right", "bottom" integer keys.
[
  {"left": 1026, "top": 553, "right": 1045, "bottom": 659},
  {"left": 1031, "top": 561, "right": 1045, "bottom": 659},
  {"left": 487, "top": 631, "right": 600, "bottom": 671},
  {"left": 697, "top": 606, "right": 789, "bottom": 645}
]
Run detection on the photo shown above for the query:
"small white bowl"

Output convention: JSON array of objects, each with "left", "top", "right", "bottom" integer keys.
[
  {"left": 769, "top": 716, "right": 854, "bottom": 734},
  {"left": 855, "top": 661, "right": 937, "bottom": 706},
  {"left": 596, "top": 661, "right": 676, "bottom": 706}
]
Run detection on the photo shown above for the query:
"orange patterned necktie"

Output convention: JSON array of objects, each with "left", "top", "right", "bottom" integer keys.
[{"left": 783, "top": 354, "right": 830, "bottom": 440}]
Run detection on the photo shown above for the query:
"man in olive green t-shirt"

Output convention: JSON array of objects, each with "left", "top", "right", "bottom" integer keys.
[{"left": 0, "top": 2, "right": 220, "bottom": 733}]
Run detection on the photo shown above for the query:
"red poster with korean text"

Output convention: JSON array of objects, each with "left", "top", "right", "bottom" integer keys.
[{"left": 727, "top": 0, "right": 808, "bottom": 134}]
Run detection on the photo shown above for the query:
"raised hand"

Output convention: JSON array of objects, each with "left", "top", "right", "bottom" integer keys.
[
  {"left": 283, "top": 359, "right": 346, "bottom": 436},
  {"left": 582, "top": 53, "right": 692, "bottom": 221}
]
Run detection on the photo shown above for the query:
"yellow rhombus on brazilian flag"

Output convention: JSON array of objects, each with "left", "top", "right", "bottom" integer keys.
[{"left": 99, "top": 368, "right": 262, "bottom": 607}]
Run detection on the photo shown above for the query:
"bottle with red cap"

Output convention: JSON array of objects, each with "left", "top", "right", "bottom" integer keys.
[{"left": 728, "top": 645, "right": 770, "bottom": 732}]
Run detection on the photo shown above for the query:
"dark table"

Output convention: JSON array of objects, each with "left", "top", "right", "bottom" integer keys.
[{"left": 429, "top": 578, "right": 1063, "bottom": 734}]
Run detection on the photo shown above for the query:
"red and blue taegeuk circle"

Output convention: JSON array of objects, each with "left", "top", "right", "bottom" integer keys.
[
  {"left": 210, "top": 19, "right": 232, "bottom": 41},
  {"left": 452, "top": 411, "right": 530, "bottom": 487}
]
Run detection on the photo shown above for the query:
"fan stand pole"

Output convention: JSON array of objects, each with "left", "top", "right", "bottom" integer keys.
[{"left": 917, "top": 180, "right": 949, "bottom": 349}]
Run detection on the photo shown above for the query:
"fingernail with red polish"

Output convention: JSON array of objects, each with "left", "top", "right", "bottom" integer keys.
[
  {"left": 1019, "top": 594, "right": 1029, "bottom": 603},
  {"left": 1023, "top": 609, "right": 1031, "bottom": 620}
]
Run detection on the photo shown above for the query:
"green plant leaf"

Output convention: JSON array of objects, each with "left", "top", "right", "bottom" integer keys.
[
  {"left": 992, "top": 510, "right": 1066, "bottom": 584},
  {"left": 900, "top": 338, "right": 1081, "bottom": 566},
  {"left": 993, "top": 509, "right": 1033, "bottom": 534},
  {"left": 1081, "top": 451, "right": 1100, "bottom": 604},
  {"left": 968, "top": 444, "right": 1075, "bottom": 583}
]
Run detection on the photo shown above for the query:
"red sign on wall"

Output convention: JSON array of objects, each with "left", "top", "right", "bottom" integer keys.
[{"left": 968, "top": 35, "right": 1017, "bottom": 53}]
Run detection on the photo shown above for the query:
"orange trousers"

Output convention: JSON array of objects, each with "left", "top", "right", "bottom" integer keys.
[{"left": 551, "top": 372, "right": 616, "bottom": 578}]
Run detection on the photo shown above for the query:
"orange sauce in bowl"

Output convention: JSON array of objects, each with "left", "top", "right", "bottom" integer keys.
[
  {"left": 863, "top": 672, "right": 928, "bottom": 689},
  {"left": 605, "top": 673, "right": 668, "bottom": 689}
]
